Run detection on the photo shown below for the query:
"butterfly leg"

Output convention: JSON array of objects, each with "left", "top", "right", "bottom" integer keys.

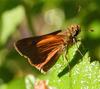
[
  {"left": 64, "top": 49, "right": 71, "bottom": 72},
  {"left": 62, "top": 46, "right": 71, "bottom": 73},
  {"left": 62, "top": 53, "right": 67, "bottom": 65},
  {"left": 73, "top": 38, "right": 83, "bottom": 57}
]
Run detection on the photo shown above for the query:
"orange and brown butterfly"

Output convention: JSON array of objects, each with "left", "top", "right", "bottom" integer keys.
[{"left": 14, "top": 24, "right": 80, "bottom": 72}]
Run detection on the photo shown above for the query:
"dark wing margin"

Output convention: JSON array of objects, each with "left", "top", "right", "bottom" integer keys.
[{"left": 43, "top": 30, "right": 61, "bottom": 36}]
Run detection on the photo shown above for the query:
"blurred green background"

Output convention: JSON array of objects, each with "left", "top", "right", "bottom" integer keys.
[{"left": 0, "top": 0, "right": 100, "bottom": 89}]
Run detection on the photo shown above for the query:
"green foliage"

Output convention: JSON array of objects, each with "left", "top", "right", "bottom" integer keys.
[
  {"left": 7, "top": 77, "right": 25, "bottom": 89},
  {"left": 38, "top": 43, "right": 100, "bottom": 89},
  {"left": 0, "top": 0, "right": 100, "bottom": 89},
  {"left": 0, "top": 6, "right": 24, "bottom": 45}
]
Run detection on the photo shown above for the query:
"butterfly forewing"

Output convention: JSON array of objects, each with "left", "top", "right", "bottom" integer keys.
[{"left": 14, "top": 30, "right": 65, "bottom": 72}]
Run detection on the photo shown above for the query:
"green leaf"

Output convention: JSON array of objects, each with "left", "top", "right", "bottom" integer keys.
[
  {"left": 0, "top": 84, "right": 7, "bottom": 89},
  {"left": 7, "top": 77, "right": 25, "bottom": 89},
  {"left": 37, "top": 42, "right": 100, "bottom": 89},
  {"left": 0, "top": 6, "right": 24, "bottom": 45}
]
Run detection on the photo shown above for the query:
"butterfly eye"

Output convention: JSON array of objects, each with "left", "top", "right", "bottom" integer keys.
[
  {"left": 74, "top": 30, "right": 80, "bottom": 36},
  {"left": 70, "top": 25, "right": 80, "bottom": 37}
]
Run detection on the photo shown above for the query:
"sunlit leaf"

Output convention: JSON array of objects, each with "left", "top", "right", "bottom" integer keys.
[{"left": 0, "top": 6, "right": 25, "bottom": 45}]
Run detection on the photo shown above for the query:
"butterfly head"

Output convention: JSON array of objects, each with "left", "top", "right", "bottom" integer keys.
[
  {"left": 70, "top": 24, "right": 80, "bottom": 38},
  {"left": 65, "top": 24, "right": 81, "bottom": 44},
  {"left": 70, "top": 25, "right": 81, "bottom": 44}
]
